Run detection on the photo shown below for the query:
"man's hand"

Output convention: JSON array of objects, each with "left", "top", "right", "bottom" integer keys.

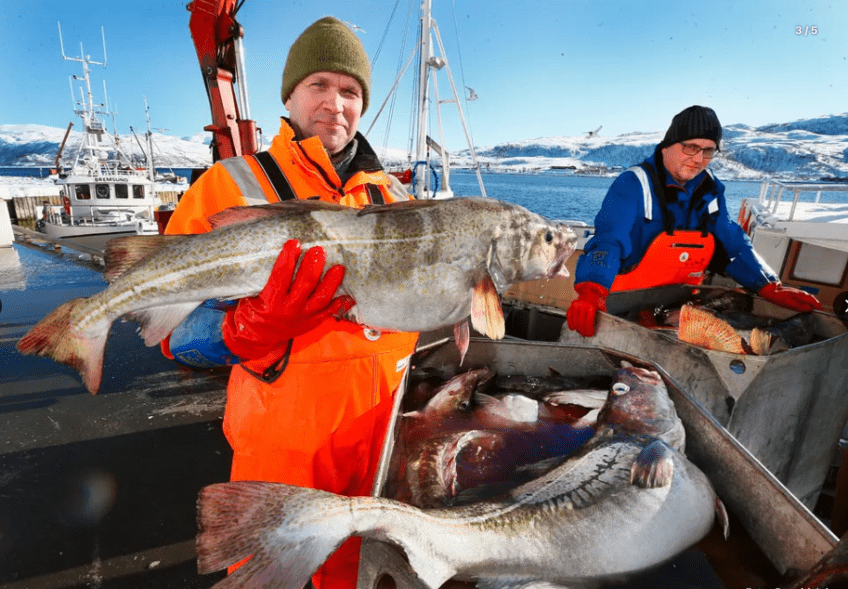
[
  {"left": 566, "top": 282, "right": 609, "bottom": 338},
  {"left": 758, "top": 282, "right": 822, "bottom": 313},
  {"left": 222, "top": 240, "right": 354, "bottom": 360}
]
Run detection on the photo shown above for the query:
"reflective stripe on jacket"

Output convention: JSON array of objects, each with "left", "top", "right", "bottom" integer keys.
[{"left": 164, "top": 118, "right": 418, "bottom": 589}]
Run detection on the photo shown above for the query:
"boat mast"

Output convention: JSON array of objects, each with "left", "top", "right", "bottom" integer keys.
[
  {"left": 413, "top": 0, "right": 433, "bottom": 198},
  {"left": 59, "top": 23, "right": 110, "bottom": 173},
  {"left": 413, "top": 0, "right": 486, "bottom": 199},
  {"left": 143, "top": 96, "right": 156, "bottom": 182}
]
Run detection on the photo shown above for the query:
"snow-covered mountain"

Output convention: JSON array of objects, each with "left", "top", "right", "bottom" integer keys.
[
  {"left": 463, "top": 113, "right": 848, "bottom": 181},
  {"left": 3, "top": 113, "right": 848, "bottom": 181},
  {"left": 0, "top": 124, "right": 214, "bottom": 169}
]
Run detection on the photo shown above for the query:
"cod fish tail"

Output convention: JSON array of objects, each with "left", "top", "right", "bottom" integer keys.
[
  {"left": 198, "top": 482, "right": 355, "bottom": 589},
  {"left": 17, "top": 295, "right": 199, "bottom": 394},
  {"left": 198, "top": 481, "right": 458, "bottom": 589},
  {"left": 16, "top": 298, "right": 107, "bottom": 394}
]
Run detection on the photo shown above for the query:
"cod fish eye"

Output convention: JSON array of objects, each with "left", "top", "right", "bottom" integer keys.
[
  {"left": 612, "top": 382, "right": 630, "bottom": 396},
  {"left": 545, "top": 230, "right": 554, "bottom": 243}
]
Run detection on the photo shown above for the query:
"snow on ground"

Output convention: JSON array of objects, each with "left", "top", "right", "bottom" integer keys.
[{"left": 0, "top": 176, "right": 61, "bottom": 199}]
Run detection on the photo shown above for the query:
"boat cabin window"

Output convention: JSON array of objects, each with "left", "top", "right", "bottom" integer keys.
[
  {"left": 115, "top": 184, "right": 129, "bottom": 199},
  {"left": 95, "top": 184, "right": 110, "bottom": 199},
  {"left": 74, "top": 184, "right": 91, "bottom": 200},
  {"left": 133, "top": 185, "right": 145, "bottom": 199},
  {"left": 790, "top": 241, "right": 848, "bottom": 286}
]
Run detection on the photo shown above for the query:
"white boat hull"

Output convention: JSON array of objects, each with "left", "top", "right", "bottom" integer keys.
[{"left": 43, "top": 219, "right": 158, "bottom": 239}]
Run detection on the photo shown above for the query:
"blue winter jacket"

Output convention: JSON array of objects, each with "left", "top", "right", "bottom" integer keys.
[{"left": 574, "top": 150, "right": 777, "bottom": 292}]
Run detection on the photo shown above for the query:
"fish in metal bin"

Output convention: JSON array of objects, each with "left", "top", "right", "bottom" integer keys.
[
  {"left": 393, "top": 367, "right": 606, "bottom": 508},
  {"left": 195, "top": 363, "right": 727, "bottom": 589}
]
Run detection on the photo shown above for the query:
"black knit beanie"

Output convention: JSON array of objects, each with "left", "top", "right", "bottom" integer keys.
[
  {"left": 281, "top": 17, "right": 371, "bottom": 114},
  {"left": 659, "top": 105, "right": 722, "bottom": 149}
]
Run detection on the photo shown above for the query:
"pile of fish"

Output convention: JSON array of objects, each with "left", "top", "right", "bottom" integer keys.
[
  {"left": 636, "top": 289, "right": 819, "bottom": 355},
  {"left": 196, "top": 363, "right": 727, "bottom": 589},
  {"left": 16, "top": 198, "right": 577, "bottom": 393},
  {"left": 387, "top": 366, "right": 609, "bottom": 507}
]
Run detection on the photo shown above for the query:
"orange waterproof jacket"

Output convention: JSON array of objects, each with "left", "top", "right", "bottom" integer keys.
[
  {"left": 610, "top": 230, "right": 715, "bottom": 291},
  {"left": 165, "top": 119, "right": 418, "bottom": 589}
]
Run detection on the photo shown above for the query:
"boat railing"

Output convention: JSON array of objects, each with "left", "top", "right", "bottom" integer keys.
[{"left": 756, "top": 179, "right": 848, "bottom": 221}]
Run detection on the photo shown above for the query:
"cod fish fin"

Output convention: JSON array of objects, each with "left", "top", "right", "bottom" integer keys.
[
  {"left": 356, "top": 199, "right": 441, "bottom": 216},
  {"left": 104, "top": 235, "right": 183, "bottom": 283},
  {"left": 16, "top": 297, "right": 107, "bottom": 395},
  {"left": 470, "top": 276, "right": 505, "bottom": 340},
  {"left": 715, "top": 497, "right": 730, "bottom": 540},
  {"left": 405, "top": 550, "right": 457, "bottom": 589},
  {"left": 207, "top": 200, "right": 350, "bottom": 229},
  {"left": 454, "top": 321, "right": 470, "bottom": 365},
  {"left": 749, "top": 327, "right": 770, "bottom": 355},
  {"left": 678, "top": 304, "right": 747, "bottom": 354},
  {"left": 630, "top": 440, "right": 675, "bottom": 488},
  {"left": 750, "top": 327, "right": 789, "bottom": 355},
  {"left": 126, "top": 302, "right": 202, "bottom": 346},
  {"left": 197, "top": 481, "right": 353, "bottom": 589}
]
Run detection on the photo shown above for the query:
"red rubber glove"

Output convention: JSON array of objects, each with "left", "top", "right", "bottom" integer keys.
[
  {"left": 758, "top": 282, "right": 822, "bottom": 312},
  {"left": 222, "top": 239, "right": 355, "bottom": 360},
  {"left": 566, "top": 282, "right": 609, "bottom": 337}
]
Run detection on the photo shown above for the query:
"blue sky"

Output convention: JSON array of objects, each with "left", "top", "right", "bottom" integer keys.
[{"left": 3, "top": 0, "right": 846, "bottom": 155}]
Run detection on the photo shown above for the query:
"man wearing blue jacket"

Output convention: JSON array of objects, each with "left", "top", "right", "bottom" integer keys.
[{"left": 566, "top": 105, "right": 821, "bottom": 337}]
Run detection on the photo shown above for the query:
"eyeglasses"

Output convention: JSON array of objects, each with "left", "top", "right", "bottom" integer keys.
[{"left": 680, "top": 142, "right": 718, "bottom": 159}]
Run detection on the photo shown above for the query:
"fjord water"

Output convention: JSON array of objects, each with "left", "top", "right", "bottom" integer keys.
[{"left": 449, "top": 170, "right": 841, "bottom": 225}]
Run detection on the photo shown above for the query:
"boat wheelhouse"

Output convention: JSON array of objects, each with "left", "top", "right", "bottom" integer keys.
[{"left": 45, "top": 171, "right": 159, "bottom": 238}]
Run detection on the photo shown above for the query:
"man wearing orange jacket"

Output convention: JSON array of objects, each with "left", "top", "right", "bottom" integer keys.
[
  {"left": 162, "top": 17, "right": 417, "bottom": 589},
  {"left": 566, "top": 105, "right": 821, "bottom": 337}
]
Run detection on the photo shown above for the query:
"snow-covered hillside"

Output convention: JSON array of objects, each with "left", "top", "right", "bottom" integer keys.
[
  {"left": 0, "top": 124, "right": 213, "bottom": 169},
  {"left": 3, "top": 113, "right": 848, "bottom": 181},
  {"left": 465, "top": 113, "right": 848, "bottom": 181}
]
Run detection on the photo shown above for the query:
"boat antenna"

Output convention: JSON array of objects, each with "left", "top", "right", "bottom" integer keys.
[{"left": 144, "top": 96, "right": 155, "bottom": 182}]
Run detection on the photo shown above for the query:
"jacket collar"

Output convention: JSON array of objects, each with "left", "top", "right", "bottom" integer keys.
[{"left": 276, "top": 117, "right": 385, "bottom": 175}]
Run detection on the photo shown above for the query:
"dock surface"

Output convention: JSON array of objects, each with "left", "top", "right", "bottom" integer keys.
[{"left": 1, "top": 238, "right": 231, "bottom": 588}]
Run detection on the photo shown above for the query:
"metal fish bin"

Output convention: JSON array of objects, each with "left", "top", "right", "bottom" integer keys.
[
  {"left": 357, "top": 338, "right": 839, "bottom": 589},
  {"left": 548, "top": 285, "right": 848, "bottom": 511}
]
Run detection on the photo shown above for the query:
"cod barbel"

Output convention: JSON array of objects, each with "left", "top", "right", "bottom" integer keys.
[
  {"left": 17, "top": 198, "right": 577, "bottom": 393},
  {"left": 196, "top": 365, "right": 725, "bottom": 589}
]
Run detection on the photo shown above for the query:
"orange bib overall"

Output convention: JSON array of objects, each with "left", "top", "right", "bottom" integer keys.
[{"left": 611, "top": 230, "right": 715, "bottom": 291}]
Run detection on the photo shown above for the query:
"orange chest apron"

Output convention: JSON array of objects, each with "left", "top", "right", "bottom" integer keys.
[{"left": 611, "top": 230, "right": 715, "bottom": 292}]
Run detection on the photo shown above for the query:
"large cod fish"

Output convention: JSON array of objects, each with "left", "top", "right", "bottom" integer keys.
[
  {"left": 196, "top": 364, "right": 726, "bottom": 589},
  {"left": 17, "top": 198, "right": 577, "bottom": 394}
]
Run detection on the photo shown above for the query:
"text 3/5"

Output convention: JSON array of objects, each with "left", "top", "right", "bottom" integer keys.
[{"left": 796, "top": 25, "right": 818, "bottom": 36}]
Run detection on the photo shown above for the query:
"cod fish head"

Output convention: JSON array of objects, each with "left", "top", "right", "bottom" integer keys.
[
  {"left": 406, "top": 367, "right": 495, "bottom": 419},
  {"left": 487, "top": 214, "right": 577, "bottom": 291},
  {"left": 597, "top": 364, "right": 684, "bottom": 449}
]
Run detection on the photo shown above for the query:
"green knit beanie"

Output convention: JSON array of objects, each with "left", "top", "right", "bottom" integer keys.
[{"left": 281, "top": 16, "right": 371, "bottom": 114}]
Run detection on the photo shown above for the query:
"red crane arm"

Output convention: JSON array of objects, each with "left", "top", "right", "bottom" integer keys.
[{"left": 187, "top": 0, "right": 259, "bottom": 161}]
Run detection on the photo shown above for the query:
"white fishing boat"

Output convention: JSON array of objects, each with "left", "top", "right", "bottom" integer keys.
[
  {"left": 41, "top": 25, "right": 160, "bottom": 239},
  {"left": 738, "top": 179, "right": 848, "bottom": 318},
  {"left": 366, "top": 0, "right": 487, "bottom": 199}
]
